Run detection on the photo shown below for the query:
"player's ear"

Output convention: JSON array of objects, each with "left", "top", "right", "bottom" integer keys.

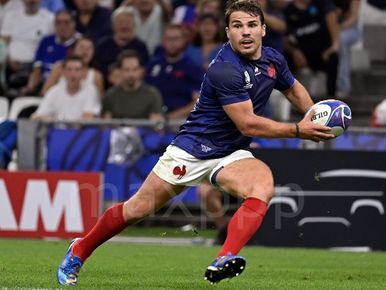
[
  {"left": 225, "top": 27, "right": 230, "bottom": 39},
  {"left": 262, "top": 24, "right": 266, "bottom": 37}
]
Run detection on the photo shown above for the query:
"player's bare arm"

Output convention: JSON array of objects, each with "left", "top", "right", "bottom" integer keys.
[
  {"left": 223, "top": 99, "right": 334, "bottom": 141},
  {"left": 281, "top": 79, "right": 313, "bottom": 113}
]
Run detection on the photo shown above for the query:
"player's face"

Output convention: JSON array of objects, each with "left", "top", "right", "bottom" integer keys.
[{"left": 226, "top": 11, "right": 266, "bottom": 60}]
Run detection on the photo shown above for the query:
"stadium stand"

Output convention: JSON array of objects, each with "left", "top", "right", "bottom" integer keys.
[{"left": 8, "top": 97, "right": 41, "bottom": 120}]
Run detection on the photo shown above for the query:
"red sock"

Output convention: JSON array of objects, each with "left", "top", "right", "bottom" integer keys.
[
  {"left": 217, "top": 197, "right": 267, "bottom": 257},
  {"left": 72, "top": 203, "right": 127, "bottom": 261}
]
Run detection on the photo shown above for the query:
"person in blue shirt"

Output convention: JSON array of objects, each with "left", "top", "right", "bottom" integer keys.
[
  {"left": 21, "top": 10, "right": 80, "bottom": 96},
  {"left": 146, "top": 24, "right": 204, "bottom": 120},
  {"left": 57, "top": 0, "right": 334, "bottom": 286}
]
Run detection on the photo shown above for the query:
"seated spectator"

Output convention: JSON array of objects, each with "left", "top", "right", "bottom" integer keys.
[
  {"left": 22, "top": 10, "right": 81, "bottom": 96},
  {"left": 121, "top": 0, "right": 171, "bottom": 55},
  {"left": 107, "top": 62, "right": 122, "bottom": 87},
  {"left": 95, "top": 6, "right": 149, "bottom": 86},
  {"left": 196, "top": 0, "right": 222, "bottom": 18},
  {"left": 284, "top": 0, "right": 340, "bottom": 98},
  {"left": 146, "top": 24, "right": 204, "bottom": 120},
  {"left": 0, "top": 0, "right": 24, "bottom": 29},
  {"left": 32, "top": 55, "right": 100, "bottom": 120},
  {"left": 0, "top": 0, "right": 54, "bottom": 96},
  {"left": 186, "top": 13, "right": 223, "bottom": 70},
  {"left": 172, "top": 0, "right": 222, "bottom": 41},
  {"left": 42, "top": 36, "right": 104, "bottom": 96},
  {"left": 102, "top": 50, "right": 164, "bottom": 121},
  {"left": 73, "top": 0, "right": 112, "bottom": 43},
  {"left": 41, "top": 0, "right": 65, "bottom": 13},
  {"left": 335, "top": 0, "right": 361, "bottom": 98}
]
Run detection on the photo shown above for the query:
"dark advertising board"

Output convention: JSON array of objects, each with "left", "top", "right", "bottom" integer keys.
[{"left": 250, "top": 149, "right": 386, "bottom": 249}]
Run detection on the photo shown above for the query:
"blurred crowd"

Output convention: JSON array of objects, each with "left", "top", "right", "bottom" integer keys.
[{"left": 0, "top": 0, "right": 385, "bottom": 125}]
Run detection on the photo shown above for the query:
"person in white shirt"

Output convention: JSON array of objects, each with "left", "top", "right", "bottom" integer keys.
[
  {"left": 121, "top": 0, "right": 172, "bottom": 55},
  {"left": 33, "top": 55, "right": 101, "bottom": 121},
  {"left": 0, "top": 0, "right": 24, "bottom": 29},
  {"left": 0, "top": 0, "right": 54, "bottom": 93}
]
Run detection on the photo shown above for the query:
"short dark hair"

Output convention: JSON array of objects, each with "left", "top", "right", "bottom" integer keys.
[
  {"left": 116, "top": 49, "right": 141, "bottom": 68},
  {"left": 62, "top": 55, "right": 84, "bottom": 67},
  {"left": 225, "top": 0, "right": 264, "bottom": 26}
]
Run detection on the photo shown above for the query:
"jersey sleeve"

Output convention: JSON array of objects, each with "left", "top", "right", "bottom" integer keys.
[
  {"left": 206, "top": 62, "right": 250, "bottom": 106},
  {"left": 274, "top": 53, "right": 295, "bottom": 91}
]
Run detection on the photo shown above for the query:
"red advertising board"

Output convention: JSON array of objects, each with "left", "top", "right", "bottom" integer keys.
[{"left": 0, "top": 171, "right": 102, "bottom": 239}]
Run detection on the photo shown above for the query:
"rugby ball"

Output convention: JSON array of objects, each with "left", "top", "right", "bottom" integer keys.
[{"left": 310, "top": 99, "right": 352, "bottom": 137}]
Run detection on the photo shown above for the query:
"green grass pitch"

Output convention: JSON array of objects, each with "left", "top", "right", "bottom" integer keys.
[{"left": 1, "top": 238, "right": 386, "bottom": 290}]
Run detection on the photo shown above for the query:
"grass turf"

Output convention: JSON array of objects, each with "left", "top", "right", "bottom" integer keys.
[{"left": 1, "top": 238, "right": 386, "bottom": 290}]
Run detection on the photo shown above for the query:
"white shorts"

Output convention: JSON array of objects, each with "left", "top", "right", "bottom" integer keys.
[{"left": 153, "top": 145, "right": 254, "bottom": 186}]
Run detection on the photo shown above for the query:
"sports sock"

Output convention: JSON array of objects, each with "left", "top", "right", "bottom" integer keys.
[
  {"left": 217, "top": 197, "right": 267, "bottom": 257},
  {"left": 72, "top": 203, "right": 127, "bottom": 261}
]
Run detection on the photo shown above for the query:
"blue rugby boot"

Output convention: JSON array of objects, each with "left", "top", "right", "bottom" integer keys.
[
  {"left": 57, "top": 238, "right": 84, "bottom": 286},
  {"left": 204, "top": 253, "right": 246, "bottom": 284}
]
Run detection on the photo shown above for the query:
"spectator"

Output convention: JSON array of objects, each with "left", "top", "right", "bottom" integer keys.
[
  {"left": 196, "top": 0, "right": 222, "bottom": 18},
  {"left": 172, "top": 0, "right": 222, "bottom": 41},
  {"left": 73, "top": 0, "right": 112, "bottom": 43},
  {"left": 121, "top": 0, "right": 172, "bottom": 55},
  {"left": 0, "top": 0, "right": 24, "bottom": 29},
  {"left": 372, "top": 99, "right": 386, "bottom": 127},
  {"left": 146, "top": 24, "right": 204, "bottom": 120},
  {"left": 186, "top": 13, "right": 223, "bottom": 70},
  {"left": 95, "top": 6, "right": 149, "bottom": 86},
  {"left": 260, "top": 0, "right": 287, "bottom": 52},
  {"left": 335, "top": 0, "right": 361, "bottom": 98},
  {"left": 42, "top": 36, "right": 104, "bottom": 96},
  {"left": 0, "top": 0, "right": 54, "bottom": 95},
  {"left": 22, "top": 10, "right": 81, "bottom": 96},
  {"left": 259, "top": 0, "right": 290, "bottom": 121},
  {"left": 284, "top": 0, "right": 340, "bottom": 98},
  {"left": 107, "top": 62, "right": 122, "bottom": 87},
  {"left": 172, "top": 0, "right": 197, "bottom": 27},
  {"left": 102, "top": 50, "right": 164, "bottom": 121},
  {"left": 32, "top": 55, "right": 100, "bottom": 120},
  {"left": 41, "top": 0, "right": 65, "bottom": 13}
]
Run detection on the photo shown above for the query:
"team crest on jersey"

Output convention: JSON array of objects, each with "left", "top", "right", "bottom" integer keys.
[
  {"left": 243, "top": 71, "right": 253, "bottom": 89},
  {"left": 268, "top": 63, "right": 277, "bottom": 79}
]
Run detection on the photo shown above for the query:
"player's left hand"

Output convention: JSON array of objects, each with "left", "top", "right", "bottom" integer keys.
[{"left": 297, "top": 110, "right": 336, "bottom": 142}]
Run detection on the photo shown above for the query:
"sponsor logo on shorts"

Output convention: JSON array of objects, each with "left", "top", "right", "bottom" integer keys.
[{"left": 173, "top": 165, "right": 186, "bottom": 179}]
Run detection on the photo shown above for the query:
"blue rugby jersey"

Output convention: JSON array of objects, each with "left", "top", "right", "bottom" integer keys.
[{"left": 172, "top": 42, "right": 295, "bottom": 159}]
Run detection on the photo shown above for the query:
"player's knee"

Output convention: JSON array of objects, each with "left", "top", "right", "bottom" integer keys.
[{"left": 244, "top": 172, "right": 274, "bottom": 201}]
